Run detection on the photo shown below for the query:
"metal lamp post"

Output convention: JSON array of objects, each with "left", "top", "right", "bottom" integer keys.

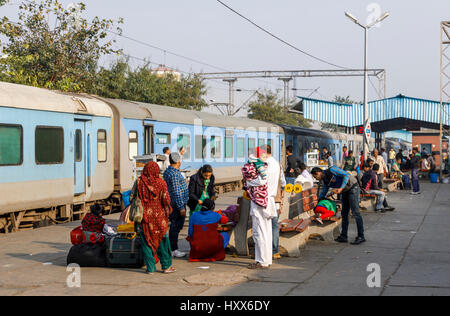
[{"left": 345, "top": 11, "right": 390, "bottom": 161}]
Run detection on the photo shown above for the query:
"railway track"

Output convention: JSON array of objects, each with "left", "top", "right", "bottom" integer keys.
[{"left": 0, "top": 179, "right": 243, "bottom": 234}]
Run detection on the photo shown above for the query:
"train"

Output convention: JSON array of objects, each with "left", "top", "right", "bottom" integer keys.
[
  {"left": 0, "top": 81, "right": 374, "bottom": 233},
  {"left": 385, "top": 137, "right": 412, "bottom": 156}
]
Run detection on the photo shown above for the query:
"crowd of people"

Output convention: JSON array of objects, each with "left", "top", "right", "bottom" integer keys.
[{"left": 90, "top": 143, "right": 435, "bottom": 274}]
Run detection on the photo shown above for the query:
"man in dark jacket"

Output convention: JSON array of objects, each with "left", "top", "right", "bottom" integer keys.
[
  {"left": 285, "top": 145, "right": 298, "bottom": 185},
  {"left": 410, "top": 147, "right": 421, "bottom": 195},
  {"left": 311, "top": 166, "right": 365, "bottom": 245},
  {"left": 188, "top": 165, "right": 216, "bottom": 215}
]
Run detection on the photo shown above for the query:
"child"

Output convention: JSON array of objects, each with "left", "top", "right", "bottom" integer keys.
[
  {"left": 241, "top": 147, "right": 269, "bottom": 208},
  {"left": 312, "top": 198, "right": 338, "bottom": 225},
  {"left": 82, "top": 204, "right": 106, "bottom": 233},
  {"left": 187, "top": 199, "right": 230, "bottom": 262},
  {"left": 248, "top": 147, "right": 268, "bottom": 180}
]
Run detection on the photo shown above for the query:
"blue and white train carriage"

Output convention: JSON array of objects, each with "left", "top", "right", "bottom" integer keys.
[
  {"left": 0, "top": 82, "right": 115, "bottom": 231},
  {"left": 100, "top": 97, "right": 285, "bottom": 193},
  {"left": 0, "top": 81, "right": 285, "bottom": 232}
]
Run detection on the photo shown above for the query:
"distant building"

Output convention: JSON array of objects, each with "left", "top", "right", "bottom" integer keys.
[
  {"left": 412, "top": 129, "right": 449, "bottom": 165},
  {"left": 152, "top": 65, "right": 181, "bottom": 81}
]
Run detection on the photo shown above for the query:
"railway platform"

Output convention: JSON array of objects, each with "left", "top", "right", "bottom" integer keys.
[{"left": 0, "top": 182, "right": 449, "bottom": 296}]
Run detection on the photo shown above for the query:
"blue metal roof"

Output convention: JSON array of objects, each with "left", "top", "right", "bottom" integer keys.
[{"left": 297, "top": 95, "right": 450, "bottom": 128}]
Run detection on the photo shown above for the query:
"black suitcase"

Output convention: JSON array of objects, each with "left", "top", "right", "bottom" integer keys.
[
  {"left": 67, "top": 243, "right": 107, "bottom": 267},
  {"left": 105, "top": 236, "right": 144, "bottom": 268}
]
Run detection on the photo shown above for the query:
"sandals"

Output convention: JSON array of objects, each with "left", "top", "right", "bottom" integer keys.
[
  {"left": 163, "top": 266, "right": 176, "bottom": 274},
  {"left": 247, "top": 263, "right": 270, "bottom": 270},
  {"left": 313, "top": 215, "right": 324, "bottom": 225}
]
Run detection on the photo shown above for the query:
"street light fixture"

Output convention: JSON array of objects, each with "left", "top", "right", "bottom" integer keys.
[{"left": 345, "top": 10, "right": 390, "bottom": 161}]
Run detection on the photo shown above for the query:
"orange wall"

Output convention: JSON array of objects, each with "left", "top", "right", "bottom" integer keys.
[{"left": 412, "top": 135, "right": 448, "bottom": 165}]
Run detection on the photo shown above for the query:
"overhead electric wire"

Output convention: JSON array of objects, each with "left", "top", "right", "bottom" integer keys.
[
  {"left": 18, "top": 0, "right": 284, "bottom": 89},
  {"left": 216, "top": 0, "right": 350, "bottom": 70}
]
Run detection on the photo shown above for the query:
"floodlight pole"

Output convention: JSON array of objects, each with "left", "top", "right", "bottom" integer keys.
[
  {"left": 364, "top": 26, "right": 369, "bottom": 161},
  {"left": 345, "top": 11, "right": 390, "bottom": 161}
]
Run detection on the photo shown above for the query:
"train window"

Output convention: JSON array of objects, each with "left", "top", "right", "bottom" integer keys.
[
  {"left": 128, "top": 131, "right": 138, "bottom": 160},
  {"left": 248, "top": 138, "right": 256, "bottom": 156},
  {"left": 177, "top": 134, "right": 191, "bottom": 160},
  {"left": 210, "top": 135, "right": 221, "bottom": 159},
  {"left": 75, "top": 129, "right": 82, "bottom": 162},
  {"left": 0, "top": 124, "right": 22, "bottom": 166},
  {"left": 97, "top": 130, "right": 107, "bottom": 162},
  {"left": 195, "top": 135, "right": 206, "bottom": 159},
  {"left": 258, "top": 138, "right": 266, "bottom": 147},
  {"left": 35, "top": 126, "right": 64, "bottom": 164},
  {"left": 225, "top": 137, "right": 234, "bottom": 159},
  {"left": 237, "top": 137, "right": 245, "bottom": 158},
  {"left": 156, "top": 133, "right": 170, "bottom": 145},
  {"left": 267, "top": 139, "right": 273, "bottom": 148}
]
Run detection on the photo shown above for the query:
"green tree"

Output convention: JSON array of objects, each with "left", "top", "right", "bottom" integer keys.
[
  {"left": 91, "top": 60, "right": 207, "bottom": 110},
  {"left": 0, "top": 0, "right": 122, "bottom": 91},
  {"left": 0, "top": 0, "right": 8, "bottom": 6},
  {"left": 248, "top": 90, "right": 311, "bottom": 127},
  {"left": 321, "top": 95, "right": 357, "bottom": 132},
  {"left": 0, "top": 0, "right": 207, "bottom": 109}
]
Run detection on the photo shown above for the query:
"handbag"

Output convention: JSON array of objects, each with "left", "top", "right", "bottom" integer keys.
[{"left": 128, "top": 180, "right": 144, "bottom": 224}]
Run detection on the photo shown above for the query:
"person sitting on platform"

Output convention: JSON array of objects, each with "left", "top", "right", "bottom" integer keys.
[
  {"left": 391, "top": 157, "right": 404, "bottom": 178},
  {"left": 187, "top": 199, "right": 230, "bottom": 262},
  {"left": 82, "top": 204, "right": 106, "bottom": 233},
  {"left": 361, "top": 163, "right": 395, "bottom": 213},
  {"left": 295, "top": 162, "right": 315, "bottom": 189}
]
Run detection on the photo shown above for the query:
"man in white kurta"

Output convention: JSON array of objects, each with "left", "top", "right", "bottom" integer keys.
[
  {"left": 265, "top": 146, "right": 281, "bottom": 258},
  {"left": 246, "top": 149, "right": 277, "bottom": 269}
]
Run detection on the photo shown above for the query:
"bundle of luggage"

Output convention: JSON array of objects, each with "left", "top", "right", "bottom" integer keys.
[{"left": 67, "top": 223, "right": 144, "bottom": 269}]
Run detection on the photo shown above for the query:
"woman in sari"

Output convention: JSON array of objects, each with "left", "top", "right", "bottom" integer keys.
[
  {"left": 187, "top": 165, "right": 216, "bottom": 216},
  {"left": 135, "top": 162, "right": 176, "bottom": 274},
  {"left": 187, "top": 199, "right": 229, "bottom": 262}
]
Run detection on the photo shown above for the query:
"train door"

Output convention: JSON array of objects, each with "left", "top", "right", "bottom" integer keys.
[
  {"left": 144, "top": 125, "right": 154, "bottom": 155},
  {"left": 74, "top": 120, "right": 86, "bottom": 195}
]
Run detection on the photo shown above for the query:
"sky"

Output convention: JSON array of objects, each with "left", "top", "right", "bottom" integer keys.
[{"left": 1, "top": 0, "right": 449, "bottom": 115}]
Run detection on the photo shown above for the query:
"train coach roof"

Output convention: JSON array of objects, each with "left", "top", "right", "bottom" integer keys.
[
  {"left": 279, "top": 124, "right": 333, "bottom": 139},
  {"left": 0, "top": 82, "right": 113, "bottom": 117},
  {"left": 105, "top": 97, "right": 283, "bottom": 132}
]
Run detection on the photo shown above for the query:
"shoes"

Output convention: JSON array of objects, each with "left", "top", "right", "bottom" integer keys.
[
  {"left": 172, "top": 250, "right": 186, "bottom": 258},
  {"left": 351, "top": 237, "right": 366, "bottom": 245},
  {"left": 383, "top": 207, "right": 395, "bottom": 212},
  {"left": 335, "top": 235, "right": 348, "bottom": 243},
  {"left": 410, "top": 191, "right": 421, "bottom": 195},
  {"left": 314, "top": 216, "right": 324, "bottom": 225},
  {"left": 376, "top": 209, "right": 387, "bottom": 213},
  {"left": 273, "top": 253, "right": 282, "bottom": 260}
]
